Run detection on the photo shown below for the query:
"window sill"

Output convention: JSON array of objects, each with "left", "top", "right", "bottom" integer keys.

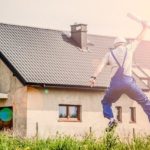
[
  {"left": 129, "top": 121, "right": 136, "bottom": 124},
  {"left": 117, "top": 121, "right": 122, "bottom": 123},
  {"left": 58, "top": 118, "right": 81, "bottom": 122}
]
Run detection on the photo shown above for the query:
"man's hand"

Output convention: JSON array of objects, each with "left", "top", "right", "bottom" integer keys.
[
  {"left": 89, "top": 77, "right": 96, "bottom": 88},
  {"left": 141, "top": 21, "right": 150, "bottom": 29}
]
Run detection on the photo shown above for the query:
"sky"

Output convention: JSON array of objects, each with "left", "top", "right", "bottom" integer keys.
[{"left": 0, "top": 0, "right": 150, "bottom": 40}]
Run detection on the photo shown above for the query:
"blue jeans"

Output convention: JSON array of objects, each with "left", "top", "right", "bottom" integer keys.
[{"left": 101, "top": 75, "right": 150, "bottom": 121}]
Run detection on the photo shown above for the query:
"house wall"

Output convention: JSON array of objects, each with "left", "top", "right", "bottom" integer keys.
[
  {"left": 1, "top": 59, "right": 149, "bottom": 138},
  {"left": 0, "top": 60, "right": 27, "bottom": 136},
  {"left": 27, "top": 87, "right": 150, "bottom": 138}
]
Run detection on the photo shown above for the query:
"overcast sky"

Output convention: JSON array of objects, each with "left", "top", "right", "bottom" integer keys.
[{"left": 0, "top": 0, "right": 150, "bottom": 39}]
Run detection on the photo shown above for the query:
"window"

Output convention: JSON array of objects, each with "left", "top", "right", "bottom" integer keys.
[
  {"left": 0, "top": 107, "right": 13, "bottom": 130},
  {"left": 116, "top": 106, "right": 122, "bottom": 122},
  {"left": 59, "top": 105, "right": 81, "bottom": 122},
  {"left": 130, "top": 107, "right": 136, "bottom": 123}
]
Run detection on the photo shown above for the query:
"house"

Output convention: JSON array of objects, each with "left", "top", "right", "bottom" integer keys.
[{"left": 0, "top": 23, "right": 150, "bottom": 138}]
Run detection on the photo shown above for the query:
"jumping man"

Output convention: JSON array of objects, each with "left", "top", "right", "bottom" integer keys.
[{"left": 90, "top": 21, "right": 149, "bottom": 128}]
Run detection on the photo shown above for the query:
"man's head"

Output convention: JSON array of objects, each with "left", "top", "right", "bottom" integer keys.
[{"left": 113, "top": 37, "right": 127, "bottom": 48}]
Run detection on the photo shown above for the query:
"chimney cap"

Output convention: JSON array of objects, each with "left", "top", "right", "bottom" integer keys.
[
  {"left": 70, "top": 23, "right": 87, "bottom": 27},
  {"left": 71, "top": 23, "right": 87, "bottom": 32}
]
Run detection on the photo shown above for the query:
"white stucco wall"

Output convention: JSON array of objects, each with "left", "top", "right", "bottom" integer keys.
[
  {"left": 27, "top": 87, "right": 150, "bottom": 138},
  {"left": 0, "top": 60, "right": 27, "bottom": 136}
]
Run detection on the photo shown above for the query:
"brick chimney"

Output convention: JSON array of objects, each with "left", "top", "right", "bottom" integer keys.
[{"left": 71, "top": 24, "right": 87, "bottom": 49}]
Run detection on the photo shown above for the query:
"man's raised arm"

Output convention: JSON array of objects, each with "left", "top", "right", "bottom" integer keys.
[
  {"left": 89, "top": 53, "right": 109, "bottom": 87},
  {"left": 130, "top": 22, "right": 149, "bottom": 52}
]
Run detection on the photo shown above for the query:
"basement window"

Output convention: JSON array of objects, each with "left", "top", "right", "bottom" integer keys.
[
  {"left": 58, "top": 104, "right": 81, "bottom": 122},
  {"left": 130, "top": 107, "right": 136, "bottom": 123},
  {"left": 0, "top": 107, "right": 13, "bottom": 130},
  {"left": 116, "top": 106, "right": 122, "bottom": 122}
]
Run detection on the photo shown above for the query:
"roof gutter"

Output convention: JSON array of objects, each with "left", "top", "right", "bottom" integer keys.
[
  {"left": 27, "top": 82, "right": 107, "bottom": 91},
  {"left": 26, "top": 82, "right": 150, "bottom": 92}
]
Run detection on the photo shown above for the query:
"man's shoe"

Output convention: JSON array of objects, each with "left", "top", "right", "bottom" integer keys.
[
  {"left": 108, "top": 119, "right": 118, "bottom": 128},
  {"left": 106, "top": 119, "right": 118, "bottom": 132}
]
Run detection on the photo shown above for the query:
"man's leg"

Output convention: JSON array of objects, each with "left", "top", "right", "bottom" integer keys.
[
  {"left": 126, "top": 79, "right": 150, "bottom": 121},
  {"left": 101, "top": 86, "right": 122, "bottom": 119},
  {"left": 101, "top": 86, "right": 122, "bottom": 130}
]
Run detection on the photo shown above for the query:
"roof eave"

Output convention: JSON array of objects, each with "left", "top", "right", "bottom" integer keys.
[
  {"left": 0, "top": 51, "right": 27, "bottom": 85},
  {"left": 26, "top": 82, "right": 150, "bottom": 92},
  {"left": 26, "top": 82, "right": 107, "bottom": 91}
]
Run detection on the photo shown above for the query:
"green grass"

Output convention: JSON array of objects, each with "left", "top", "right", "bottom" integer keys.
[{"left": 0, "top": 130, "right": 150, "bottom": 150}]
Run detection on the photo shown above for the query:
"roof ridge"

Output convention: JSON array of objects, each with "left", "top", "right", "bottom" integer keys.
[
  {"left": 0, "top": 22, "right": 64, "bottom": 33},
  {"left": 88, "top": 33, "right": 116, "bottom": 39},
  {"left": 0, "top": 22, "right": 150, "bottom": 42},
  {"left": 88, "top": 33, "right": 150, "bottom": 42}
]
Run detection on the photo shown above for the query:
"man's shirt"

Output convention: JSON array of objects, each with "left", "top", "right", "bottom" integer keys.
[{"left": 101, "top": 42, "right": 138, "bottom": 78}]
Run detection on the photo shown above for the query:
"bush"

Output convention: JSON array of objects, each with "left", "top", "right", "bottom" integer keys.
[{"left": 0, "top": 130, "right": 150, "bottom": 150}]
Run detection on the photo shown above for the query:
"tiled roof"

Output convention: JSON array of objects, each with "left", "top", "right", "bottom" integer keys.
[
  {"left": 0, "top": 23, "right": 149, "bottom": 90},
  {"left": 134, "top": 41, "right": 150, "bottom": 70}
]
